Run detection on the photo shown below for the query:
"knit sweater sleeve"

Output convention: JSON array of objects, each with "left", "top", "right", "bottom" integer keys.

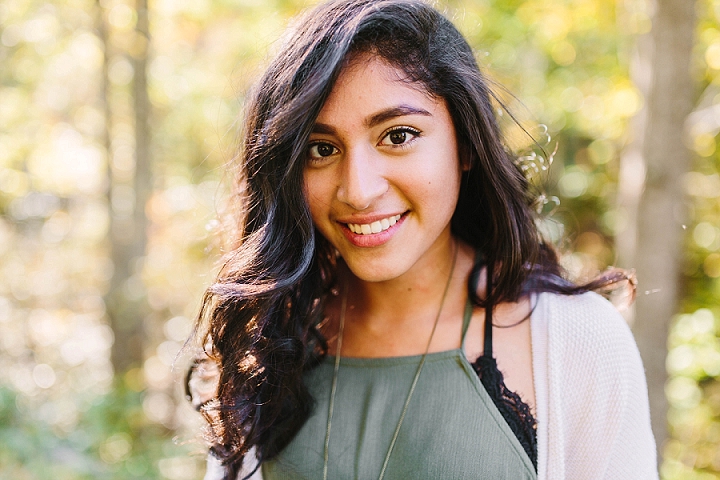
[
  {"left": 531, "top": 291, "right": 658, "bottom": 480},
  {"left": 204, "top": 450, "right": 263, "bottom": 480}
]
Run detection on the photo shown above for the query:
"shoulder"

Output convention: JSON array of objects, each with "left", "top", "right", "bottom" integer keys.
[
  {"left": 531, "top": 293, "right": 658, "bottom": 479},
  {"left": 532, "top": 291, "right": 636, "bottom": 357},
  {"left": 531, "top": 290, "right": 648, "bottom": 404},
  {"left": 531, "top": 292, "right": 657, "bottom": 479},
  {"left": 531, "top": 291, "right": 652, "bottom": 430},
  {"left": 537, "top": 289, "right": 624, "bottom": 323}
]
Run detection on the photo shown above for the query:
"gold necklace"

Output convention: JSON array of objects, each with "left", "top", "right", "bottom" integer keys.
[{"left": 323, "top": 244, "right": 458, "bottom": 480}]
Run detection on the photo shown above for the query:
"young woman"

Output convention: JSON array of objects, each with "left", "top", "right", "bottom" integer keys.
[{"left": 188, "top": 0, "right": 658, "bottom": 478}]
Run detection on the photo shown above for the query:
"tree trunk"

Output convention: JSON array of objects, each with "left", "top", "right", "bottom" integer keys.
[
  {"left": 617, "top": 0, "right": 695, "bottom": 460},
  {"left": 101, "top": 0, "right": 152, "bottom": 375}
]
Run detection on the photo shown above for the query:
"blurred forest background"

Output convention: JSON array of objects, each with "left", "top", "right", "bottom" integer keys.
[{"left": 0, "top": 0, "right": 718, "bottom": 478}]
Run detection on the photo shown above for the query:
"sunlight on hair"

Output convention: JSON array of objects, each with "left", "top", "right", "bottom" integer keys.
[
  {"left": 532, "top": 193, "right": 560, "bottom": 216},
  {"left": 511, "top": 124, "right": 557, "bottom": 182}
]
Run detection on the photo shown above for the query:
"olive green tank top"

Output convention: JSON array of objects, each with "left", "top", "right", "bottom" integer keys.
[{"left": 262, "top": 301, "right": 537, "bottom": 479}]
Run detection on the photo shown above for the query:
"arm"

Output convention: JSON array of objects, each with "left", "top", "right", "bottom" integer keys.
[
  {"left": 532, "top": 292, "right": 658, "bottom": 480},
  {"left": 204, "top": 452, "right": 263, "bottom": 480}
]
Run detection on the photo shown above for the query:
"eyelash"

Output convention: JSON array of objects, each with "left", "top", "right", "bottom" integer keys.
[
  {"left": 379, "top": 126, "right": 421, "bottom": 148},
  {"left": 307, "top": 142, "right": 340, "bottom": 163},
  {"left": 306, "top": 126, "right": 422, "bottom": 165}
]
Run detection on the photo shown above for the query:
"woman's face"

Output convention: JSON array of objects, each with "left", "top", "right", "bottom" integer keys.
[{"left": 303, "top": 54, "right": 463, "bottom": 283}]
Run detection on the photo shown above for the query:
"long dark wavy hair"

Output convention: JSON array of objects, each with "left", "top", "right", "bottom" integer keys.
[{"left": 190, "top": 0, "right": 632, "bottom": 477}]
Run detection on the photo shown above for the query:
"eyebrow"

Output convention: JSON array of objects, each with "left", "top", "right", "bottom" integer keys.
[
  {"left": 311, "top": 104, "right": 432, "bottom": 134},
  {"left": 365, "top": 105, "right": 432, "bottom": 127}
]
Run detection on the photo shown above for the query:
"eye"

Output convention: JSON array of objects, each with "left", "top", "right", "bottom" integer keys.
[
  {"left": 308, "top": 142, "right": 339, "bottom": 161},
  {"left": 379, "top": 127, "right": 421, "bottom": 147}
]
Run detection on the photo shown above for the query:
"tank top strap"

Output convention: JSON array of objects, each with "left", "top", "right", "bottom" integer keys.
[
  {"left": 461, "top": 249, "right": 488, "bottom": 351},
  {"left": 460, "top": 297, "right": 495, "bottom": 355},
  {"left": 460, "top": 296, "right": 474, "bottom": 349},
  {"left": 461, "top": 256, "right": 495, "bottom": 357}
]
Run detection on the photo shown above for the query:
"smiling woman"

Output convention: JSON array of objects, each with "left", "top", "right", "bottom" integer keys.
[
  {"left": 303, "top": 54, "right": 461, "bottom": 282},
  {"left": 187, "top": 1, "right": 658, "bottom": 479}
]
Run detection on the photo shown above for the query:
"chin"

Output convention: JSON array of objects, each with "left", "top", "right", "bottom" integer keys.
[{"left": 341, "top": 256, "right": 413, "bottom": 284}]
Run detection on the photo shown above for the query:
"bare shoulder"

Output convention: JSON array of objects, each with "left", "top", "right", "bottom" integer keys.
[{"left": 489, "top": 296, "right": 536, "bottom": 410}]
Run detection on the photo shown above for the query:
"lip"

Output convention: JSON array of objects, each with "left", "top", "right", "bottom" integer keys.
[{"left": 339, "top": 212, "right": 407, "bottom": 247}]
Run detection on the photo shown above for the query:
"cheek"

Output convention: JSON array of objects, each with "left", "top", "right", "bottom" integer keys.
[
  {"left": 435, "top": 174, "right": 462, "bottom": 215},
  {"left": 430, "top": 172, "right": 462, "bottom": 221},
  {"left": 420, "top": 158, "right": 463, "bottom": 207},
  {"left": 303, "top": 174, "right": 332, "bottom": 224}
]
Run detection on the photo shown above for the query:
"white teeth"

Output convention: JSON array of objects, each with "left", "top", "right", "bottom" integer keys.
[{"left": 348, "top": 214, "right": 401, "bottom": 235}]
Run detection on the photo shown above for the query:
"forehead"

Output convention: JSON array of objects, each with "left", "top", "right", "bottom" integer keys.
[{"left": 317, "top": 53, "right": 440, "bottom": 124}]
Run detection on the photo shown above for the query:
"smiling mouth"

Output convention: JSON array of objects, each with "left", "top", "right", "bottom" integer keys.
[{"left": 346, "top": 214, "right": 402, "bottom": 235}]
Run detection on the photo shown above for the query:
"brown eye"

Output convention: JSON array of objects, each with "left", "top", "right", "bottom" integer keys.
[
  {"left": 389, "top": 131, "right": 406, "bottom": 144},
  {"left": 316, "top": 144, "right": 335, "bottom": 156},
  {"left": 380, "top": 127, "right": 421, "bottom": 147},
  {"left": 308, "top": 142, "right": 338, "bottom": 160}
]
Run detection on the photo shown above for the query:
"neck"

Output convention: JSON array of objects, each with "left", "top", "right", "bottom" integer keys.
[
  {"left": 330, "top": 239, "right": 476, "bottom": 357},
  {"left": 348, "top": 237, "right": 456, "bottom": 316}
]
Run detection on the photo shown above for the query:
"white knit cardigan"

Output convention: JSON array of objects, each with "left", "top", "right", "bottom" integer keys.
[
  {"left": 531, "top": 291, "right": 658, "bottom": 479},
  {"left": 205, "top": 291, "right": 659, "bottom": 480}
]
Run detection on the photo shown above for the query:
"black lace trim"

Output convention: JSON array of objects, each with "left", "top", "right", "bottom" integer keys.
[{"left": 471, "top": 355, "right": 538, "bottom": 470}]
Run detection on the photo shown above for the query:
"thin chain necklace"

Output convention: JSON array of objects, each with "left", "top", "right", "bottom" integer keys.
[{"left": 323, "top": 244, "right": 458, "bottom": 480}]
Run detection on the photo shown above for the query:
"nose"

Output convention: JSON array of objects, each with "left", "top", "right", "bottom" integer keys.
[{"left": 336, "top": 147, "right": 388, "bottom": 210}]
